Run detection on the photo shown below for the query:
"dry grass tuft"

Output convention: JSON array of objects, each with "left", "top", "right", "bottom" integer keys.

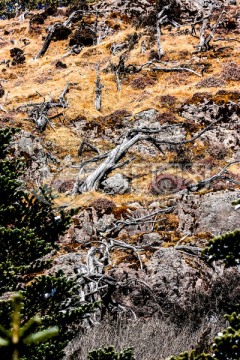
[{"left": 64, "top": 316, "right": 226, "bottom": 360}]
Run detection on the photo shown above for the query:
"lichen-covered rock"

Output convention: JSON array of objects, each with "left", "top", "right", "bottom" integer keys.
[
  {"left": 10, "top": 131, "right": 59, "bottom": 183},
  {"left": 108, "top": 248, "right": 240, "bottom": 319},
  {"left": 134, "top": 109, "right": 159, "bottom": 128},
  {"left": 49, "top": 253, "right": 87, "bottom": 276},
  {"left": 178, "top": 190, "right": 240, "bottom": 236},
  {"left": 102, "top": 173, "right": 130, "bottom": 194},
  {"left": 64, "top": 208, "right": 116, "bottom": 244}
]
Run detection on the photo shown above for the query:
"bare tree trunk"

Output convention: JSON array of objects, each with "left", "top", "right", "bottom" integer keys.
[
  {"left": 73, "top": 118, "right": 225, "bottom": 194},
  {"left": 156, "top": 20, "right": 164, "bottom": 58},
  {"left": 198, "top": 16, "right": 209, "bottom": 52},
  {"left": 35, "top": 23, "right": 60, "bottom": 59},
  {"left": 95, "top": 65, "right": 103, "bottom": 111},
  {"left": 94, "top": 10, "right": 99, "bottom": 45},
  {"left": 35, "top": 10, "right": 85, "bottom": 59},
  {"left": 74, "top": 132, "right": 145, "bottom": 193},
  {"left": 204, "top": 9, "right": 225, "bottom": 50},
  {"left": 156, "top": 6, "right": 170, "bottom": 59},
  {"left": 141, "top": 40, "right": 146, "bottom": 54}
]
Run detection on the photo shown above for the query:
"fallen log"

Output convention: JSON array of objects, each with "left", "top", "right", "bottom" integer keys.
[
  {"left": 73, "top": 117, "right": 225, "bottom": 194},
  {"left": 152, "top": 65, "right": 202, "bottom": 77}
]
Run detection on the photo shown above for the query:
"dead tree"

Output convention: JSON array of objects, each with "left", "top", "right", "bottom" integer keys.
[
  {"left": 156, "top": 4, "right": 180, "bottom": 59},
  {"left": 152, "top": 65, "right": 202, "bottom": 77},
  {"left": 35, "top": 8, "right": 111, "bottom": 59},
  {"left": 95, "top": 65, "right": 103, "bottom": 111},
  {"left": 94, "top": 9, "right": 99, "bottom": 45},
  {"left": 36, "top": 23, "right": 63, "bottom": 59},
  {"left": 110, "top": 55, "right": 127, "bottom": 91},
  {"left": 83, "top": 205, "right": 175, "bottom": 273},
  {"left": 196, "top": 7, "right": 225, "bottom": 52},
  {"left": 141, "top": 40, "right": 146, "bottom": 54},
  {"left": 105, "top": 58, "right": 204, "bottom": 85},
  {"left": 203, "top": 9, "right": 225, "bottom": 51},
  {"left": 108, "top": 55, "right": 142, "bottom": 91},
  {"left": 35, "top": 9, "right": 85, "bottom": 59},
  {"left": 73, "top": 118, "right": 226, "bottom": 194},
  {"left": 18, "top": 83, "right": 76, "bottom": 131},
  {"left": 156, "top": 6, "right": 169, "bottom": 58},
  {"left": 102, "top": 206, "right": 175, "bottom": 237}
]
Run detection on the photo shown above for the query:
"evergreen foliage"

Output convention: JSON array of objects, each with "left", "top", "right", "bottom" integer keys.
[
  {"left": 169, "top": 352, "right": 212, "bottom": 360},
  {"left": 0, "top": 292, "right": 58, "bottom": 360},
  {"left": 0, "top": 0, "right": 93, "bottom": 18},
  {"left": 202, "top": 229, "right": 240, "bottom": 267},
  {"left": 232, "top": 199, "right": 240, "bottom": 206},
  {"left": 88, "top": 346, "right": 135, "bottom": 360},
  {"left": 169, "top": 312, "right": 240, "bottom": 360},
  {"left": 0, "top": 128, "right": 71, "bottom": 294},
  {"left": 0, "top": 127, "right": 96, "bottom": 359},
  {"left": 211, "top": 312, "right": 240, "bottom": 360},
  {"left": 0, "top": 272, "right": 96, "bottom": 360}
]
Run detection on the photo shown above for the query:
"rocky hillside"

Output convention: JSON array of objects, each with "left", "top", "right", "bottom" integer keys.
[{"left": 0, "top": 0, "right": 239, "bottom": 358}]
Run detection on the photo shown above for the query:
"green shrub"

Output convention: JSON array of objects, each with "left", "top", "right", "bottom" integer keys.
[
  {"left": 0, "top": 293, "right": 58, "bottom": 360},
  {"left": 0, "top": 128, "right": 71, "bottom": 293},
  {"left": 0, "top": 127, "right": 95, "bottom": 359},
  {"left": 202, "top": 229, "right": 240, "bottom": 267}
]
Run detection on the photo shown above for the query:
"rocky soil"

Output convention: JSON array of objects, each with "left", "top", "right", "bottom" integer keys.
[{"left": 0, "top": 0, "right": 239, "bottom": 358}]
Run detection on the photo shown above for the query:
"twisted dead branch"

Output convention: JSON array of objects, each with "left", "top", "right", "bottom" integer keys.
[
  {"left": 156, "top": 6, "right": 169, "bottom": 58},
  {"left": 60, "top": 45, "right": 83, "bottom": 60},
  {"left": 152, "top": 65, "right": 202, "bottom": 77},
  {"left": 73, "top": 117, "right": 226, "bottom": 194},
  {"left": 195, "top": 7, "right": 225, "bottom": 52},
  {"left": 185, "top": 161, "right": 240, "bottom": 193},
  {"left": 74, "top": 204, "right": 176, "bottom": 316},
  {"left": 78, "top": 141, "right": 100, "bottom": 157},
  {"left": 101, "top": 206, "right": 175, "bottom": 237},
  {"left": 17, "top": 83, "right": 76, "bottom": 131}
]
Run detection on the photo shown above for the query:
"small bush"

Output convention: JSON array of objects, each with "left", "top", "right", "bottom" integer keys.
[
  {"left": 196, "top": 76, "right": 226, "bottom": 88},
  {"left": 55, "top": 61, "right": 67, "bottom": 69},
  {"left": 91, "top": 198, "right": 116, "bottom": 215},
  {"left": 221, "top": 62, "right": 240, "bottom": 81},
  {"left": 88, "top": 346, "right": 135, "bottom": 360},
  {"left": 148, "top": 50, "right": 160, "bottom": 61},
  {"left": 160, "top": 94, "right": 177, "bottom": 108},
  {"left": 131, "top": 74, "right": 157, "bottom": 90}
]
